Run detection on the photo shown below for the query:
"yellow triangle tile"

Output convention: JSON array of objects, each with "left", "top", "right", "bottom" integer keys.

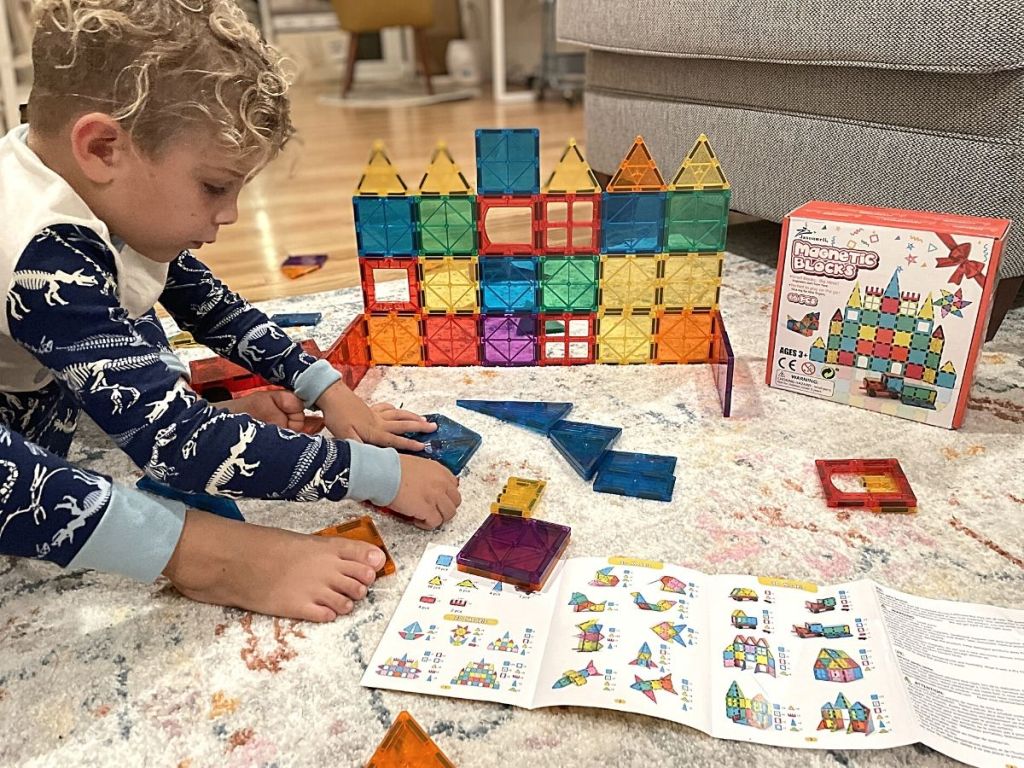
[
  {"left": 418, "top": 142, "right": 473, "bottom": 196},
  {"left": 669, "top": 134, "right": 730, "bottom": 191},
  {"left": 543, "top": 138, "right": 601, "bottom": 194},
  {"left": 607, "top": 136, "right": 666, "bottom": 192},
  {"left": 356, "top": 141, "right": 408, "bottom": 196}
]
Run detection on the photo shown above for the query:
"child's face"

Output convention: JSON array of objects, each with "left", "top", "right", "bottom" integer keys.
[{"left": 111, "top": 132, "right": 257, "bottom": 263}]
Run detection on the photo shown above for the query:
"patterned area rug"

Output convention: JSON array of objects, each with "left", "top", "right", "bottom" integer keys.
[{"left": 2, "top": 225, "right": 1022, "bottom": 768}]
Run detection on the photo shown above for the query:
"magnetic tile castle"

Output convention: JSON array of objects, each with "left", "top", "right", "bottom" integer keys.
[{"left": 347, "top": 130, "right": 736, "bottom": 417}]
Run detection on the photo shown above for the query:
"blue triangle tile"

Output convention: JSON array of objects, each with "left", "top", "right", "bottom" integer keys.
[
  {"left": 136, "top": 476, "right": 244, "bottom": 521},
  {"left": 547, "top": 420, "right": 621, "bottom": 480},
  {"left": 593, "top": 450, "right": 677, "bottom": 502},
  {"left": 399, "top": 413, "right": 481, "bottom": 475},
  {"left": 456, "top": 400, "right": 573, "bottom": 435}
]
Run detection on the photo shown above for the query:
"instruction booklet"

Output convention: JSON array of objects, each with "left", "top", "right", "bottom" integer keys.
[{"left": 362, "top": 545, "right": 1024, "bottom": 768}]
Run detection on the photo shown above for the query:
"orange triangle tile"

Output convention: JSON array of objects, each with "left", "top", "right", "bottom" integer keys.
[
  {"left": 418, "top": 142, "right": 473, "bottom": 196},
  {"left": 357, "top": 141, "right": 409, "bottom": 196},
  {"left": 281, "top": 264, "right": 322, "bottom": 279},
  {"left": 542, "top": 138, "right": 601, "bottom": 194},
  {"left": 669, "top": 134, "right": 730, "bottom": 190},
  {"left": 607, "top": 136, "right": 666, "bottom": 192},
  {"left": 314, "top": 515, "right": 396, "bottom": 576},
  {"left": 365, "top": 711, "right": 455, "bottom": 767}
]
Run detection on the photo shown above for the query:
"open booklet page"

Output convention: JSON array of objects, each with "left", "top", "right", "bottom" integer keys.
[
  {"left": 360, "top": 544, "right": 565, "bottom": 707},
  {"left": 875, "top": 585, "right": 1024, "bottom": 767},
  {"left": 529, "top": 556, "right": 711, "bottom": 733},
  {"left": 705, "top": 574, "right": 918, "bottom": 751},
  {"left": 362, "top": 545, "right": 1022, "bottom": 768}
]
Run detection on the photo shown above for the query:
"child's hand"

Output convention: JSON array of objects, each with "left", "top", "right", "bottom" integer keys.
[
  {"left": 317, "top": 382, "right": 433, "bottom": 451},
  {"left": 370, "top": 402, "right": 438, "bottom": 442},
  {"left": 388, "top": 454, "right": 462, "bottom": 530},
  {"left": 218, "top": 390, "right": 324, "bottom": 434}
]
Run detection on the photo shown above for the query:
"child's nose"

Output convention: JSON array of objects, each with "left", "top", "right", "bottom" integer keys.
[{"left": 214, "top": 201, "right": 238, "bottom": 226}]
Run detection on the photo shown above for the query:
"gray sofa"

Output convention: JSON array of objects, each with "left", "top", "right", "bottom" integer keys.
[{"left": 557, "top": 0, "right": 1023, "bottom": 335}]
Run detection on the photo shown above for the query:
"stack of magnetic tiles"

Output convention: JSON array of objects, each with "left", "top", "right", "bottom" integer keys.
[{"left": 351, "top": 129, "right": 731, "bottom": 370}]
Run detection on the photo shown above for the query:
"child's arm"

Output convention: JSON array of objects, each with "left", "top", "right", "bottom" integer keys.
[
  {"left": 158, "top": 252, "right": 433, "bottom": 449},
  {"left": 5, "top": 226, "right": 398, "bottom": 507},
  {"left": 0, "top": 425, "right": 185, "bottom": 581},
  {"left": 159, "top": 251, "right": 337, "bottom": 402}
]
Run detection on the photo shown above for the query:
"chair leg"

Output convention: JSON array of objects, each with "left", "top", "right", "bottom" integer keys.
[
  {"left": 412, "top": 27, "right": 434, "bottom": 95},
  {"left": 342, "top": 32, "right": 359, "bottom": 97}
]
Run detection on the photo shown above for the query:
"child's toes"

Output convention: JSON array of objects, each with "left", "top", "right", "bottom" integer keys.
[
  {"left": 301, "top": 602, "right": 339, "bottom": 623},
  {"left": 327, "top": 538, "right": 385, "bottom": 572},
  {"left": 332, "top": 573, "right": 369, "bottom": 601},
  {"left": 317, "top": 588, "right": 353, "bottom": 618},
  {"left": 338, "top": 559, "right": 378, "bottom": 586}
]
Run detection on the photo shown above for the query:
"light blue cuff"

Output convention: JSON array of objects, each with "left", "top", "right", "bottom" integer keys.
[
  {"left": 293, "top": 358, "right": 342, "bottom": 409},
  {"left": 159, "top": 350, "right": 190, "bottom": 380},
  {"left": 345, "top": 441, "right": 402, "bottom": 506},
  {"left": 67, "top": 484, "right": 186, "bottom": 582}
]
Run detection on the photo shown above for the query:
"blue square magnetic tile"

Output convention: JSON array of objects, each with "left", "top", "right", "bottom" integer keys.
[
  {"left": 601, "top": 192, "right": 665, "bottom": 253},
  {"left": 353, "top": 196, "right": 417, "bottom": 256},
  {"left": 593, "top": 450, "right": 677, "bottom": 502},
  {"left": 476, "top": 128, "right": 540, "bottom": 195},
  {"left": 480, "top": 257, "right": 538, "bottom": 313}
]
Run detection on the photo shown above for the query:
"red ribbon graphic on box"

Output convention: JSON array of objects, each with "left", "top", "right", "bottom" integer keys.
[{"left": 935, "top": 233, "right": 986, "bottom": 288}]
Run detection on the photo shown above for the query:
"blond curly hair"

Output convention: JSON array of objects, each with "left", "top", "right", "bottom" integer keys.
[{"left": 29, "top": 0, "right": 294, "bottom": 171}]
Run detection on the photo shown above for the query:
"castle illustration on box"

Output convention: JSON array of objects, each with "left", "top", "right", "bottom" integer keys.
[
  {"left": 808, "top": 268, "right": 957, "bottom": 410},
  {"left": 331, "top": 129, "right": 735, "bottom": 416}
]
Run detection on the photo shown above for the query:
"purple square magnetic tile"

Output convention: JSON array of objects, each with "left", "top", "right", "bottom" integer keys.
[
  {"left": 481, "top": 315, "right": 537, "bottom": 366},
  {"left": 457, "top": 514, "right": 570, "bottom": 591},
  {"left": 282, "top": 253, "right": 328, "bottom": 268},
  {"left": 709, "top": 311, "right": 734, "bottom": 418}
]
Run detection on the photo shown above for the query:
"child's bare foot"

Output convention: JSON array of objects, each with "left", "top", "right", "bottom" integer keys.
[{"left": 162, "top": 510, "right": 384, "bottom": 622}]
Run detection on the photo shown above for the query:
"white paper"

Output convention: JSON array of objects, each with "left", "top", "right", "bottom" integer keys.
[{"left": 362, "top": 546, "right": 1024, "bottom": 768}]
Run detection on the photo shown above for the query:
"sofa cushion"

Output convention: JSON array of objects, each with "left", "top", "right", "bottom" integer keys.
[
  {"left": 558, "top": 0, "right": 1024, "bottom": 73},
  {"left": 585, "top": 51, "right": 1024, "bottom": 143},
  {"left": 581, "top": 91, "right": 1024, "bottom": 278}
]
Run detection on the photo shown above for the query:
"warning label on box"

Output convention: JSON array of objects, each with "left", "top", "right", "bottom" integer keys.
[{"left": 773, "top": 369, "right": 835, "bottom": 398}]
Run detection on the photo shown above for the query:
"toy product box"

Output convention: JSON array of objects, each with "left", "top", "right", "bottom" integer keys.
[{"left": 766, "top": 201, "right": 1011, "bottom": 429}]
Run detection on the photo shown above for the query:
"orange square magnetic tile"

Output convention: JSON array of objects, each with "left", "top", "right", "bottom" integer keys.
[
  {"left": 367, "top": 312, "right": 424, "bottom": 365},
  {"left": 654, "top": 311, "right": 715, "bottom": 363}
]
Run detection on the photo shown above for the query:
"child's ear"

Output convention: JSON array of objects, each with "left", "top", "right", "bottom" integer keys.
[{"left": 69, "top": 113, "right": 132, "bottom": 184}]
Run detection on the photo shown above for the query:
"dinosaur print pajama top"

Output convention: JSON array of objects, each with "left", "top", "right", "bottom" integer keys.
[{"left": 0, "top": 125, "right": 401, "bottom": 580}]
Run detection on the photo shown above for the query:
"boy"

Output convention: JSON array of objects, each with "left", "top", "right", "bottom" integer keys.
[{"left": 0, "top": 0, "right": 461, "bottom": 621}]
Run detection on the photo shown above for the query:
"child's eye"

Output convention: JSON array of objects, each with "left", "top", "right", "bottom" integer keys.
[{"left": 203, "top": 183, "right": 228, "bottom": 196}]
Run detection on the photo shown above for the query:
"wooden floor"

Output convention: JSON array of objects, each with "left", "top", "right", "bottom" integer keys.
[{"left": 200, "top": 84, "right": 584, "bottom": 304}]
